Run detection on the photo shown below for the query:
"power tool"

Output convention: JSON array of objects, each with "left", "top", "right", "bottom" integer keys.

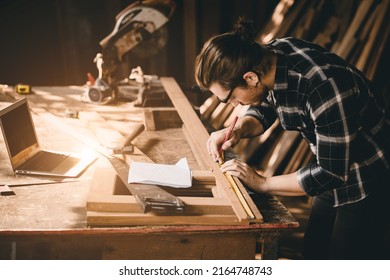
[{"left": 82, "top": 0, "right": 175, "bottom": 105}]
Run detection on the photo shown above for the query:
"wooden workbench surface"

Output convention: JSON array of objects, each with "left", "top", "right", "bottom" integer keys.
[
  {"left": 0, "top": 86, "right": 198, "bottom": 228},
  {"left": 0, "top": 85, "right": 298, "bottom": 259}
]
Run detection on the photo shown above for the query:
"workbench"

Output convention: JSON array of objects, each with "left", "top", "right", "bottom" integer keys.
[{"left": 0, "top": 81, "right": 298, "bottom": 260}]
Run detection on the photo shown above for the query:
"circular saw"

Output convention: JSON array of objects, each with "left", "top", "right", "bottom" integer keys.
[{"left": 84, "top": 0, "right": 175, "bottom": 104}]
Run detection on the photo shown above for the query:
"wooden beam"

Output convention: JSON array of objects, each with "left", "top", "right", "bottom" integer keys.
[
  {"left": 161, "top": 77, "right": 263, "bottom": 223},
  {"left": 143, "top": 107, "right": 182, "bottom": 131},
  {"left": 333, "top": 0, "right": 376, "bottom": 59},
  {"left": 355, "top": 0, "right": 389, "bottom": 76},
  {"left": 182, "top": 125, "right": 209, "bottom": 170}
]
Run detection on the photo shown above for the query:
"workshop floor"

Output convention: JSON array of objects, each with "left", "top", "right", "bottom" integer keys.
[{"left": 275, "top": 196, "right": 312, "bottom": 260}]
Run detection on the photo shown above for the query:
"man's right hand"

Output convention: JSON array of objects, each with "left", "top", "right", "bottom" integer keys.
[{"left": 207, "top": 126, "right": 242, "bottom": 163}]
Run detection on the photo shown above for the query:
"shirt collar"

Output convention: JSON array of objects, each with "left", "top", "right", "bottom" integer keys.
[
  {"left": 272, "top": 50, "right": 289, "bottom": 94},
  {"left": 265, "top": 48, "right": 288, "bottom": 107}
]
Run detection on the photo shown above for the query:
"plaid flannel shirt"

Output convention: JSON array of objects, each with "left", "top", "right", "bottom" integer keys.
[{"left": 245, "top": 37, "right": 390, "bottom": 206}]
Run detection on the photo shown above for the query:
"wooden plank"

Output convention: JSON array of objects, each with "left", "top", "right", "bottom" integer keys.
[
  {"left": 87, "top": 212, "right": 245, "bottom": 226},
  {"left": 161, "top": 77, "right": 263, "bottom": 223},
  {"left": 313, "top": 16, "right": 341, "bottom": 47},
  {"left": 272, "top": 0, "right": 311, "bottom": 40},
  {"left": 334, "top": 0, "right": 376, "bottom": 58},
  {"left": 226, "top": 174, "right": 255, "bottom": 219},
  {"left": 223, "top": 150, "right": 264, "bottom": 221},
  {"left": 87, "top": 194, "right": 235, "bottom": 215},
  {"left": 223, "top": 105, "right": 249, "bottom": 126},
  {"left": 283, "top": 138, "right": 311, "bottom": 174},
  {"left": 199, "top": 95, "right": 220, "bottom": 120},
  {"left": 258, "top": 0, "right": 296, "bottom": 43},
  {"left": 365, "top": 9, "right": 390, "bottom": 79},
  {"left": 332, "top": 0, "right": 357, "bottom": 48},
  {"left": 78, "top": 111, "right": 126, "bottom": 149},
  {"left": 143, "top": 107, "right": 182, "bottom": 131},
  {"left": 233, "top": 120, "right": 280, "bottom": 162},
  {"left": 355, "top": 0, "right": 389, "bottom": 74},
  {"left": 262, "top": 130, "right": 301, "bottom": 177},
  {"left": 182, "top": 125, "right": 209, "bottom": 170},
  {"left": 212, "top": 103, "right": 235, "bottom": 130}
]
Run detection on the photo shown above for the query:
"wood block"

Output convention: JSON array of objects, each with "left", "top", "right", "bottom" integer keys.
[{"left": 143, "top": 107, "right": 182, "bottom": 131}]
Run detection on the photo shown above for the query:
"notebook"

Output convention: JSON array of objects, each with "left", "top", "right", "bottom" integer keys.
[
  {"left": 0, "top": 98, "right": 96, "bottom": 177},
  {"left": 127, "top": 157, "right": 192, "bottom": 188}
]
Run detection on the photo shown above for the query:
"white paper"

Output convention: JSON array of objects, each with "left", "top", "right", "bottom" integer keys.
[{"left": 127, "top": 157, "right": 192, "bottom": 188}]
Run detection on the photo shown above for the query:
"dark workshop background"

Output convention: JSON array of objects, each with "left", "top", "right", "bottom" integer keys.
[
  {"left": 1, "top": 0, "right": 389, "bottom": 92},
  {"left": 0, "top": 0, "right": 277, "bottom": 87}
]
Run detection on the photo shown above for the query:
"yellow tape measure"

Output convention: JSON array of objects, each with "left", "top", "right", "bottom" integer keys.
[
  {"left": 225, "top": 173, "right": 255, "bottom": 219},
  {"left": 15, "top": 84, "right": 31, "bottom": 94}
]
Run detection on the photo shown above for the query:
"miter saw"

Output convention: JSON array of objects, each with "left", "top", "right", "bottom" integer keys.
[{"left": 82, "top": 0, "right": 175, "bottom": 105}]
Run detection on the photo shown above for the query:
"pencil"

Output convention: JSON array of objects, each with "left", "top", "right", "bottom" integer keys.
[{"left": 219, "top": 115, "right": 239, "bottom": 161}]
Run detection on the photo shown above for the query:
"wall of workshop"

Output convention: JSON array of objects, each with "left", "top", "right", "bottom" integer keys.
[
  {"left": 0, "top": 0, "right": 276, "bottom": 88},
  {"left": 0, "top": 0, "right": 137, "bottom": 86},
  {"left": 1, "top": 0, "right": 388, "bottom": 94}
]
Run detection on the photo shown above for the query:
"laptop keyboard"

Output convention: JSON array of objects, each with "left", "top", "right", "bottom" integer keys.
[{"left": 21, "top": 151, "right": 70, "bottom": 171}]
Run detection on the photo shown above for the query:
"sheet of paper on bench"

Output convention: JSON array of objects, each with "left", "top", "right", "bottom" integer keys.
[{"left": 128, "top": 157, "right": 192, "bottom": 188}]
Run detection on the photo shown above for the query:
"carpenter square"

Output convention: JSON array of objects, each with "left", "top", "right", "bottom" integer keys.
[
  {"left": 109, "top": 156, "right": 185, "bottom": 213},
  {"left": 106, "top": 125, "right": 185, "bottom": 213}
]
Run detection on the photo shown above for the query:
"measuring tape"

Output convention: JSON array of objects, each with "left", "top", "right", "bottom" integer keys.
[{"left": 15, "top": 84, "right": 31, "bottom": 94}]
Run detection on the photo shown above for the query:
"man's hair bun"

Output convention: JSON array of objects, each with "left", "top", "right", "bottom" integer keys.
[{"left": 233, "top": 17, "right": 256, "bottom": 42}]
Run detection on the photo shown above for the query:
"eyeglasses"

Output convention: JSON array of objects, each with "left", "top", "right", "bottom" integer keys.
[
  {"left": 217, "top": 70, "right": 260, "bottom": 104},
  {"left": 218, "top": 86, "right": 236, "bottom": 103}
]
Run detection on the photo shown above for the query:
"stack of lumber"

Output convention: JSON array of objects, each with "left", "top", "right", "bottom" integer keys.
[
  {"left": 200, "top": 0, "right": 389, "bottom": 177},
  {"left": 259, "top": 0, "right": 389, "bottom": 80}
]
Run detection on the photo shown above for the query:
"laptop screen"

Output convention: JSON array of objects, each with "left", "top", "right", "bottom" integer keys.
[{"left": 0, "top": 100, "right": 38, "bottom": 157}]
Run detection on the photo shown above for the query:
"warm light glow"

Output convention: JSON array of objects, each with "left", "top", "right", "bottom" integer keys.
[
  {"left": 260, "top": 0, "right": 294, "bottom": 43},
  {"left": 199, "top": 96, "right": 215, "bottom": 115}
]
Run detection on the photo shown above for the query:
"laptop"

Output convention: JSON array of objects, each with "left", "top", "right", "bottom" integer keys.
[{"left": 0, "top": 98, "right": 96, "bottom": 177}]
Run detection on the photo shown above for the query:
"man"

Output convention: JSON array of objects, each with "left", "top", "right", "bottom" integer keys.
[{"left": 194, "top": 19, "right": 390, "bottom": 259}]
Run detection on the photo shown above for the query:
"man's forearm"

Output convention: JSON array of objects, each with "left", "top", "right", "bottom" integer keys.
[{"left": 263, "top": 172, "right": 306, "bottom": 196}]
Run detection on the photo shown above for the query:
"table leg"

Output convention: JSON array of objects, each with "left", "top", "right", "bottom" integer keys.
[{"left": 260, "top": 233, "right": 279, "bottom": 260}]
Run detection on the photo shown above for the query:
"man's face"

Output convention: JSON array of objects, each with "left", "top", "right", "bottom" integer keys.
[{"left": 210, "top": 81, "right": 269, "bottom": 107}]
